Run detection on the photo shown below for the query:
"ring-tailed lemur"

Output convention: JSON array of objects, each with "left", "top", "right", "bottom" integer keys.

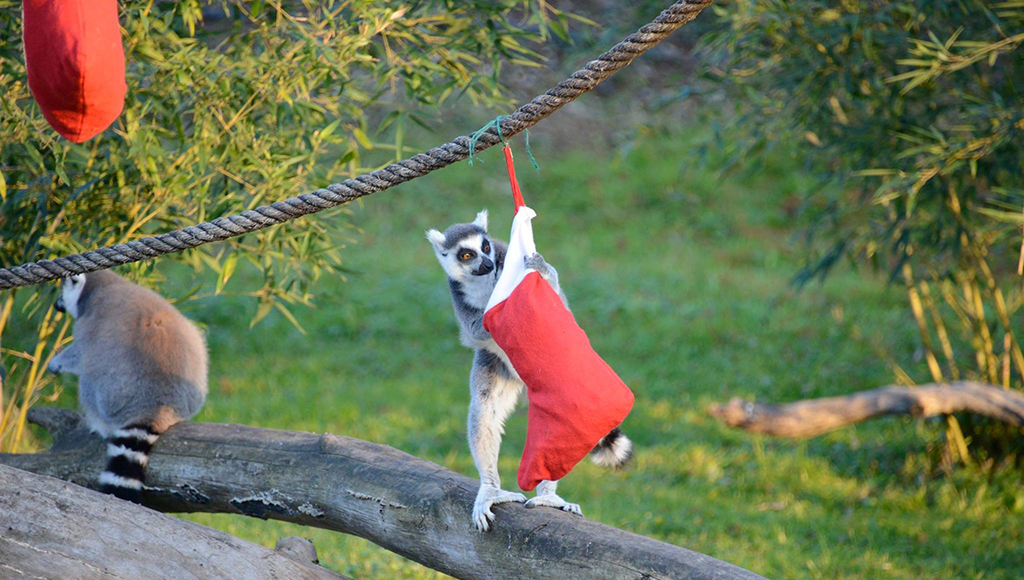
[
  {"left": 49, "top": 270, "right": 208, "bottom": 503},
  {"left": 427, "top": 210, "right": 632, "bottom": 532}
]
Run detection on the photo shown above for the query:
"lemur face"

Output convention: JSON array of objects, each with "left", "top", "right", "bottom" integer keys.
[
  {"left": 426, "top": 210, "right": 498, "bottom": 283},
  {"left": 55, "top": 274, "right": 86, "bottom": 318},
  {"left": 453, "top": 233, "right": 495, "bottom": 277}
]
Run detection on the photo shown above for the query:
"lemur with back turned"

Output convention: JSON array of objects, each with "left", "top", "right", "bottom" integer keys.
[
  {"left": 428, "top": 210, "right": 632, "bottom": 532},
  {"left": 49, "top": 270, "right": 208, "bottom": 503}
]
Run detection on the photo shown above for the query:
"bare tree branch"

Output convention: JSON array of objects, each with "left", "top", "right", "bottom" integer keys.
[
  {"left": 1, "top": 408, "right": 766, "bottom": 580},
  {"left": 709, "top": 381, "right": 1024, "bottom": 438}
]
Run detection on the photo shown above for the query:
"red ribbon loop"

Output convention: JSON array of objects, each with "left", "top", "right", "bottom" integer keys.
[{"left": 503, "top": 145, "right": 527, "bottom": 214}]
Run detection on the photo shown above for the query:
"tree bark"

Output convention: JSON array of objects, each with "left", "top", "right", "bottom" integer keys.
[
  {"left": 709, "top": 381, "right": 1024, "bottom": 438},
  {"left": 0, "top": 464, "right": 352, "bottom": 580},
  {"left": 1, "top": 407, "right": 765, "bottom": 580}
]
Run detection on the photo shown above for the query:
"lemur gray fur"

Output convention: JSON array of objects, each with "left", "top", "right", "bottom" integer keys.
[
  {"left": 427, "top": 209, "right": 632, "bottom": 532},
  {"left": 49, "top": 270, "right": 208, "bottom": 503}
]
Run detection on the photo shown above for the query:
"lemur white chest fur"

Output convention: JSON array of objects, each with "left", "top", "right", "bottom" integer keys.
[
  {"left": 448, "top": 273, "right": 522, "bottom": 383},
  {"left": 428, "top": 210, "right": 632, "bottom": 533}
]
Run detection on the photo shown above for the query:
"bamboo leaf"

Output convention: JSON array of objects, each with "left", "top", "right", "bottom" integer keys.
[{"left": 352, "top": 127, "right": 374, "bottom": 150}]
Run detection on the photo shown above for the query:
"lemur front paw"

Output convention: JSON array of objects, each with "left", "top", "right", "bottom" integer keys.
[
  {"left": 524, "top": 252, "right": 551, "bottom": 275},
  {"left": 473, "top": 485, "right": 527, "bottom": 532},
  {"left": 525, "top": 493, "right": 583, "bottom": 516}
]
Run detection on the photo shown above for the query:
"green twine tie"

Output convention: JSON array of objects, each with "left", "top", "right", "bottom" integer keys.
[{"left": 467, "top": 115, "right": 540, "bottom": 171}]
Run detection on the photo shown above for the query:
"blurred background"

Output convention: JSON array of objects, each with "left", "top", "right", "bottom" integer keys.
[{"left": 2, "top": 1, "right": 1023, "bottom": 577}]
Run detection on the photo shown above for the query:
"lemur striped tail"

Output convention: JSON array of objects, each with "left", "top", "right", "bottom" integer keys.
[
  {"left": 590, "top": 427, "right": 633, "bottom": 469},
  {"left": 99, "top": 423, "right": 159, "bottom": 503}
]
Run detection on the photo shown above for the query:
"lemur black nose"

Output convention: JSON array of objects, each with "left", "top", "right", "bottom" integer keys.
[
  {"left": 55, "top": 296, "right": 65, "bottom": 313},
  {"left": 475, "top": 257, "right": 494, "bottom": 275}
]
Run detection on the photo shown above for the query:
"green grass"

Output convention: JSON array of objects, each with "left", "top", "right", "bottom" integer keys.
[{"left": 54, "top": 126, "right": 1024, "bottom": 578}]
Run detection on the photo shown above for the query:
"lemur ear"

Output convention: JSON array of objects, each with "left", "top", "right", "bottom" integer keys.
[
  {"left": 473, "top": 209, "right": 488, "bottom": 231},
  {"left": 426, "top": 229, "right": 446, "bottom": 251}
]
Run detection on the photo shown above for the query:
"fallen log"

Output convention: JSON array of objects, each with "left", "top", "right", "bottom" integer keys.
[
  {"left": 709, "top": 381, "right": 1024, "bottom": 438},
  {"left": 1, "top": 407, "right": 766, "bottom": 580},
  {"left": 0, "top": 464, "right": 352, "bottom": 580}
]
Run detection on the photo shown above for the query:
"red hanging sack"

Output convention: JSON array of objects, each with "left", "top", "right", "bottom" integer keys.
[
  {"left": 23, "top": 0, "right": 126, "bottom": 142},
  {"left": 483, "top": 147, "right": 634, "bottom": 491}
]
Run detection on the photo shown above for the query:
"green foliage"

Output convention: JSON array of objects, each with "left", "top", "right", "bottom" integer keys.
[
  {"left": 0, "top": 0, "right": 575, "bottom": 447},
  {"left": 702, "top": 0, "right": 1024, "bottom": 451},
  {"left": 0, "top": 0, "right": 563, "bottom": 305}
]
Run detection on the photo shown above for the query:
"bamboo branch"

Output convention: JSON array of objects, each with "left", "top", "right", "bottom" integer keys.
[
  {"left": 1, "top": 408, "right": 765, "bottom": 580},
  {"left": 709, "top": 381, "right": 1024, "bottom": 438}
]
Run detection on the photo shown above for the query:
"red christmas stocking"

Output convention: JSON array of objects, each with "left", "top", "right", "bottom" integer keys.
[
  {"left": 484, "top": 206, "right": 634, "bottom": 491},
  {"left": 23, "top": 0, "right": 126, "bottom": 142}
]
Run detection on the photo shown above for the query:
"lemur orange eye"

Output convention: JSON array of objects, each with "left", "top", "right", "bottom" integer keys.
[{"left": 461, "top": 252, "right": 472, "bottom": 260}]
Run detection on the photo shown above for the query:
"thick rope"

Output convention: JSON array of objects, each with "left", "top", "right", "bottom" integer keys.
[{"left": 0, "top": 0, "right": 711, "bottom": 290}]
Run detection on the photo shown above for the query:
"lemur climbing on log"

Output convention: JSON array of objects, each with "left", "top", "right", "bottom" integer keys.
[{"left": 428, "top": 210, "right": 632, "bottom": 532}]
